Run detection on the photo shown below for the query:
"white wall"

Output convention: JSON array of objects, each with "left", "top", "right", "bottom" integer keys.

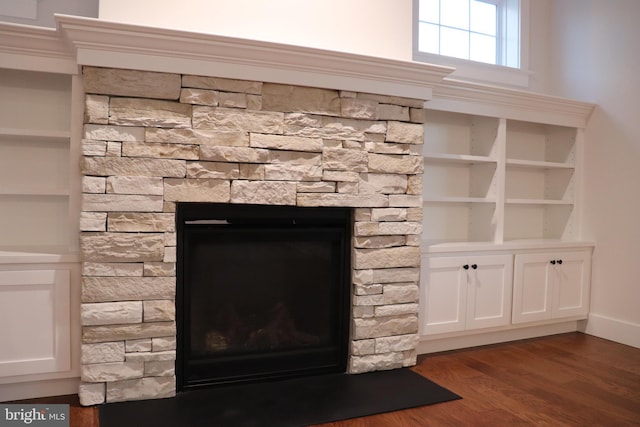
[
  {"left": 98, "top": 0, "right": 413, "bottom": 61},
  {"left": 546, "top": 0, "right": 640, "bottom": 347},
  {"left": 0, "top": 0, "right": 97, "bottom": 28}
]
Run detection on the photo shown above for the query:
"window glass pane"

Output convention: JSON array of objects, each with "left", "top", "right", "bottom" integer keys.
[
  {"left": 470, "top": 0, "right": 497, "bottom": 36},
  {"left": 418, "top": 22, "right": 440, "bottom": 54},
  {"left": 470, "top": 33, "right": 496, "bottom": 63},
  {"left": 419, "top": 0, "right": 440, "bottom": 23},
  {"left": 441, "top": 27, "right": 470, "bottom": 60},
  {"left": 441, "top": 0, "right": 469, "bottom": 30}
]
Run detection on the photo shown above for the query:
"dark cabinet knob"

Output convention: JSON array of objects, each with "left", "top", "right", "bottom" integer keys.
[
  {"left": 463, "top": 264, "right": 469, "bottom": 270},
  {"left": 471, "top": 264, "right": 478, "bottom": 269},
  {"left": 557, "top": 259, "right": 563, "bottom": 265},
  {"left": 550, "top": 260, "right": 556, "bottom": 265}
]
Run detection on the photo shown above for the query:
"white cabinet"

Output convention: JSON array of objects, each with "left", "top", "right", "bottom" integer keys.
[
  {"left": 420, "top": 254, "right": 513, "bottom": 335},
  {"left": 512, "top": 250, "right": 591, "bottom": 324}
]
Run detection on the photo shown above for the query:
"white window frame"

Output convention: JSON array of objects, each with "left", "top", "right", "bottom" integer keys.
[{"left": 413, "top": 0, "right": 531, "bottom": 88}]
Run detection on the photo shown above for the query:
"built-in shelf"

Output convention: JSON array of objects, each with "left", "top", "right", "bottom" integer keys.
[
  {"left": 506, "top": 159, "right": 574, "bottom": 169},
  {"left": 424, "top": 153, "right": 497, "bottom": 165},
  {"left": 0, "top": 128, "right": 71, "bottom": 140}
]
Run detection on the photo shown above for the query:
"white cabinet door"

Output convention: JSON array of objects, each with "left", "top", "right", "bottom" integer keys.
[
  {"left": 420, "top": 256, "right": 468, "bottom": 335},
  {"left": 551, "top": 251, "right": 591, "bottom": 318},
  {"left": 513, "top": 250, "right": 591, "bottom": 324},
  {"left": 466, "top": 255, "right": 513, "bottom": 330},
  {"left": 421, "top": 254, "right": 512, "bottom": 335},
  {"left": 0, "top": 269, "right": 71, "bottom": 377}
]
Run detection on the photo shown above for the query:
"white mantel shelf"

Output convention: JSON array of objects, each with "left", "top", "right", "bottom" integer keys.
[{"left": 53, "top": 14, "right": 454, "bottom": 101}]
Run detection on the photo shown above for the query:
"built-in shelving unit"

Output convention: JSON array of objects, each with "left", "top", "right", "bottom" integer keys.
[{"left": 0, "top": 68, "right": 75, "bottom": 254}]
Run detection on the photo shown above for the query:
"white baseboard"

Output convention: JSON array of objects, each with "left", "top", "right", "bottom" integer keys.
[
  {"left": 0, "top": 377, "right": 79, "bottom": 402},
  {"left": 417, "top": 321, "right": 580, "bottom": 354},
  {"left": 581, "top": 313, "right": 640, "bottom": 349}
]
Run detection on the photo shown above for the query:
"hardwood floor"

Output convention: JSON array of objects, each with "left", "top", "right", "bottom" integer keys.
[{"left": 14, "top": 332, "right": 640, "bottom": 426}]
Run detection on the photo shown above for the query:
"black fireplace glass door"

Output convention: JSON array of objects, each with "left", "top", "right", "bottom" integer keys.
[{"left": 177, "top": 204, "right": 350, "bottom": 390}]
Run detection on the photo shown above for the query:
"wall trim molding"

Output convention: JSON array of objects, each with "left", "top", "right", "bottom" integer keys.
[{"left": 581, "top": 313, "right": 640, "bottom": 349}]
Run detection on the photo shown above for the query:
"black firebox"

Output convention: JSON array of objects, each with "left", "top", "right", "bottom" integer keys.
[{"left": 176, "top": 203, "right": 351, "bottom": 391}]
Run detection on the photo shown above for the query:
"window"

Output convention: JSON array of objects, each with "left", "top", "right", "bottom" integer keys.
[{"left": 414, "top": 0, "right": 529, "bottom": 87}]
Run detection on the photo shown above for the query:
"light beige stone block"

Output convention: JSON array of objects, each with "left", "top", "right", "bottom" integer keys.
[
  {"left": 262, "top": 83, "right": 341, "bottom": 115},
  {"left": 322, "top": 148, "right": 368, "bottom": 172},
  {"left": 81, "top": 342, "right": 125, "bottom": 364},
  {"left": 143, "top": 300, "right": 175, "bottom": 322},
  {"left": 349, "top": 353, "right": 404, "bottom": 373},
  {"left": 239, "top": 163, "right": 265, "bottom": 180},
  {"left": 125, "top": 351, "right": 175, "bottom": 363},
  {"left": 368, "top": 153, "right": 423, "bottom": 174},
  {"left": 84, "top": 124, "right": 145, "bottom": 142},
  {"left": 374, "top": 334, "right": 420, "bottom": 353},
  {"left": 106, "top": 176, "right": 164, "bottom": 196},
  {"left": 354, "top": 246, "right": 420, "bottom": 269},
  {"left": 146, "top": 128, "right": 250, "bottom": 146},
  {"left": 81, "top": 157, "right": 186, "bottom": 178},
  {"left": 296, "top": 182, "right": 336, "bottom": 193},
  {"left": 82, "top": 194, "right": 164, "bottom": 212},
  {"left": 152, "top": 337, "right": 177, "bottom": 352},
  {"left": 353, "top": 294, "right": 385, "bottom": 306},
  {"left": 250, "top": 133, "right": 323, "bottom": 152},
  {"left": 144, "top": 360, "right": 175, "bottom": 377},
  {"left": 81, "top": 361, "right": 144, "bottom": 382},
  {"left": 83, "top": 176, "right": 106, "bottom": 194},
  {"left": 84, "top": 94, "right": 109, "bottom": 124},
  {"left": 79, "top": 382, "right": 106, "bottom": 406},
  {"left": 389, "top": 195, "right": 422, "bottom": 207},
  {"left": 354, "top": 236, "right": 406, "bottom": 249},
  {"left": 264, "top": 164, "right": 323, "bottom": 181},
  {"left": 386, "top": 121, "right": 424, "bottom": 144},
  {"left": 337, "top": 182, "right": 358, "bottom": 194},
  {"left": 357, "top": 93, "right": 424, "bottom": 108},
  {"left": 143, "top": 262, "right": 175, "bottom": 277},
  {"left": 375, "top": 303, "right": 420, "bottom": 317},
  {"left": 122, "top": 142, "right": 199, "bottom": 160},
  {"left": 199, "top": 145, "right": 269, "bottom": 163},
  {"left": 106, "top": 141, "right": 121, "bottom": 157},
  {"left": 406, "top": 208, "right": 423, "bottom": 222},
  {"left": 352, "top": 315, "right": 418, "bottom": 340},
  {"left": 81, "top": 233, "right": 165, "bottom": 263},
  {"left": 340, "top": 98, "right": 378, "bottom": 119},
  {"left": 370, "top": 208, "right": 407, "bottom": 222},
  {"left": 378, "top": 104, "right": 410, "bottom": 121},
  {"left": 182, "top": 75, "right": 262, "bottom": 94},
  {"left": 372, "top": 142, "right": 411, "bottom": 155},
  {"left": 373, "top": 268, "right": 420, "bottom": 284},
  {"left": 80, "top": 212, "right": 107, "bottom": 232},
  {"left": 383, "top": 284, "right": 420, "bottom": 304},
  {"left": 82, "top": 322, "right": 176, "bottom": 344},
  {"left": 109, "top": 98, "right": 191, "bottom": 128},
  {"left": 107, "top": 213, "right": 174, "bottom": 233},
  {"left": 163, "top": 178, "right": 231, "bottom": 203},
  {"left": 410, "top": 108, "right": 428, "bottom": 124},
  {"left": 81, "top": 301, "right": 143, "bottom": 326},
  {"left": 268, "top": 150, "right": 322, "bottom": 165},
  {"left": 231, "top": 181, "right": 296, "bottom": 205},
  {"left": 322, "top": 170, "right": 360, "bottom": 182},
  {"left": 106, "top": 376, "right": 176, "bottom": 403},
  {"left": 218, "top": 91, "right": 247, "bottom": 108},
  {"left": 353, "top": 269, "right": 374, "bottom": 285},
  {"left": 297, "top": 193, "right": 388, "bottom": 207},
  {"left": 377, "top": 222, "right": 423, "bottom": 235},
  {"left": 82, "top": 262, "right": 144, "bottom": 277},
  {"left": 193, "top": 106, "right": 283, "bottom": 133},
  {"left": 82, "top": 277, "right": 175, "bottom": 303},
  {"left": 353, "top": 221, "right": 379, "bottom": 236},
  {"left": 353, "top": 306, "right": 375, "bottom": 318},
  {"left": 83, "top": 67, "right": 180, "bottom": 100},
  {"left": 126, "top": 339, "right": 152, "bottom": 353},
  {"left": 187, "top": 161, "right": 240, "bottom": 179},
  {"left": 351, "top": 339, "right": 376, "bottom": 356},
  {"left": 359, "top": 173, "right": 407, "bottom": 194},
  {"left": 82, "top": 139, "right": 107, "bottom": 156},
  {"left": 179, "top": 88, "right": 218, "bottom": 106},
  {"left": 406, "top": 174, "right": 423, "bottom": 195}
]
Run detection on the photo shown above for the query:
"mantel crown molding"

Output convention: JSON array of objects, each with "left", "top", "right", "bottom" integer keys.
[{"left": 54, "top": 14, "right": 454, "bottom": 101}]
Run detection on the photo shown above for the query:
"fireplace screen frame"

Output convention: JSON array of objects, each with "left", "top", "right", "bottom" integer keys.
[{"left": 176, "top": 203, "right": 352, "bottom": 391}]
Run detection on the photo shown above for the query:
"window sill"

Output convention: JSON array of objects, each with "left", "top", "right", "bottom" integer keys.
[{"left": 413, "top": 51, "right": 532, "bottom": 89}]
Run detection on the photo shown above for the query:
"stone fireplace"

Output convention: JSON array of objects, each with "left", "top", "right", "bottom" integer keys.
[{"left": 77, "top": 66, "right": 425, "bottom": 405}]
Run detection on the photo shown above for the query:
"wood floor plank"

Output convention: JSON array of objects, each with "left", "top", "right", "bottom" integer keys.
[{"left": 11, "top": 332, "right": 640, "bottom": 426}]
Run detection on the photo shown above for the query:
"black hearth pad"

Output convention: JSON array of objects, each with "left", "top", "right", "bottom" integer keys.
[{"left": 99, "top": 368, "right": 461, "bottom": 427}]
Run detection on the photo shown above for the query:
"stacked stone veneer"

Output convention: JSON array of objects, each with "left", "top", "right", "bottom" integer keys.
[{"left": 78, "top": 66, "right": 425, "bottom": 405}]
